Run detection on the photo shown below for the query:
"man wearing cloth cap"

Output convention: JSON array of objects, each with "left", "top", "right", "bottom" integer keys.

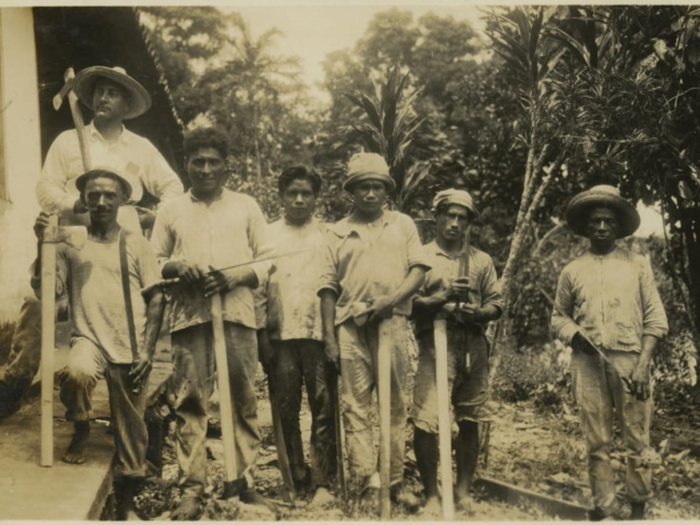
[
  {"left": 551, "top": 185, "right": 668, "bottom": 520},
  {"left": 318, "top": 152, "right": 430, "bottom": 509},
  {"left": 410, "top": 189, "right": 503, "bottom": 514},
  {"left": 31, "top": 168, "right": 164, "bottom": 520},
  {"left": 0, "top": 66, "right": 183, "bottom": 421}
]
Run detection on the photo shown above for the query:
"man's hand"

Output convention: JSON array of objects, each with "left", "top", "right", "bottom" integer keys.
[
  {"left": 628, "top": 360, "right": 652, "bottom": 401},
  {"left": 446, "top": 277, "right": 470, "bottom": 303},
  {"left": 366, "top": 296, "right": 395, "bottom": 323},
  {"left": 130, "top": 350, "right": 154, "bottom": 392},
  {"left": 324, "top": 337, "right": 341, "bottom": 374},
  {"left": 204, "top": 265, "right": 249, "bottom": 297},
  {"left": 135, "top": 206, "right": 157, "bottom": 230},
  {"left": 457, "top": 303, "right": 485, "bottom": 323},
  {"left": 571, "top": 331, "right": 597, "bottom": 356},
  {"left": 177, "top": 261, "right": 208, "bottom": 285},
  {"left": 73, "top": 198, "right": 88, "bottom": 214},
  {"left": 34, "top": 212, "right": 51, "bottom": 241}
]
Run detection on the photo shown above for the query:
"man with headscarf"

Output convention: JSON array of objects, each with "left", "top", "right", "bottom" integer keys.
[
  {"left": 318, "top": 152, "right": 430, "bottom": 511},
  {"left": 551, "top": 185, "right": 668, "bottom": 521},
  {"left": 410, "top": 189, "right": 503, "bottom": 515}
]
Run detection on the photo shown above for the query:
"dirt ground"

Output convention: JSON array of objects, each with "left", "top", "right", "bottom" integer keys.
[{"left": 126, "top": 364, "right": 700, "bottom": 521}]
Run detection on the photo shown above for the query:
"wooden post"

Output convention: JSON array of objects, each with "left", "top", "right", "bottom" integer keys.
[
  {"left": 434, "top": 318, "right": 455, "bottom": 519},
  {"left": 377, "top": 320, "right": 392, "bottom": 520},
  {"left": 40, "top": 214, "right": 58, "bottom": 467},
  {"left": 211, "top": 293, "right": 239, "bottom": 499}
]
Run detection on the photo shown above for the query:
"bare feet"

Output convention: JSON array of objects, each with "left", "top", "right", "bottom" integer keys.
[
  {"left": 171, "top": 496, "right": 202, "bottom": 521},
  {"left": 62, "top": 421, "right": 90, "bottom": 464},
  {"left": 420, "top": 496, "right": 442, "bottom": 518},
  {"left": 309, "top": 486, "right": 335, "bottom": 508}
]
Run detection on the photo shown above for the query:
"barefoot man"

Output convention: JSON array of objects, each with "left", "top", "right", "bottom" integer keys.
[{"left": 31, "top": 168, "right": 164, "bottom": 519}]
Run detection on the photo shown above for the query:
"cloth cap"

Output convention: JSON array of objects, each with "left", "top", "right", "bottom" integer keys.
[
  {"left": 73, "top": 66, "right": 151, "bottom": 120},
  {"left": 565, "top": 184, "right": 640, "bottom": 238},
  {"left": 76, "top": 166, "right": 133, "bottom": 200},
  {"left": 432, "top": 188, "right": 479, "bottom": 218},
  {"left": 343, "top": 152, "right": 396, "bottom": 192}
]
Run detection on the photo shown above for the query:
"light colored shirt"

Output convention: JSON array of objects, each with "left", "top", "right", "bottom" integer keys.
[
  {"left": 318, "top": 210, "right": 430, "bottom": 325},
  {"left": 36, "top": 122, "right": 184, "bottom": 228},
  {"left": 260, "top": 217, "right": 327, "bottom": 342},
  {"left": 33, "top": 230, "right": 160, "bottom": 364},
  {"left": 552, "top": 246, "right": 668, "bottom": 352},
  {"left": 151, "top": 189, "right": 273, "bottom": 333},
  {"left": 414, "top": 240, "right": 503, "bottom": 335}
]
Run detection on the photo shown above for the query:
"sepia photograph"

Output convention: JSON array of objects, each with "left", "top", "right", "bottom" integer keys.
[{"left": 0, "top": 1, "right": 699, "bottom": 522}]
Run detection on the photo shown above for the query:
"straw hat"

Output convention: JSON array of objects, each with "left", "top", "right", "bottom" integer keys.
[
  {"left": 431, "top": 188, "right": 479, "bottom": 218},
  {"left": 76, "top": 167, "right": 133, "bottom": 200},
  {"left": 73, "top": 66, "right": 151, "bottom": 119},
  {"left": 565, "top": 185, "right": 640, "bottom": 238},
  {"left": 343, "top": 152, "right": 396, "bottom": 192}
]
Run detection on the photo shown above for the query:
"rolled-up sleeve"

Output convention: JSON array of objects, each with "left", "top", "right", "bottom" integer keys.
[
  {"left": 404, "top": 216, "right": 431, "bottom": 271},
  {"left": 317, "top": 233, "right": 340, "bottom": 296},
  {"left": 639, "top": 258, "right": 669, "bottom": 339},
  {"left": 551, "top": 269, "right": 579, "bottom": 346}
]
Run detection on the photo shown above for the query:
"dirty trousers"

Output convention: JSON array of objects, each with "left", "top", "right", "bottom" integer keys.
[
  {"left": 410, "top": 323, "right": 489, "bottom": 433},
  {"left": 60, "top": 337, "right": 148, "bottom": 478},
  {"left": 171, "top": 321, "right": 260, "bottom": 498},
  {"left": 338, "top": 316, "right": 409, "bottom": 487},
  {"left": 572, "top": 349, "right": 653, "bottom": 514},
  {"left": 0, "top": 295, "right": 69, "bottom": 419},
  {"left": 269, "top": 339, "right": 336, "bottom": 488}
]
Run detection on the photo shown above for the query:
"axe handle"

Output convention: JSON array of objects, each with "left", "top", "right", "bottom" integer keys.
[
  {"left": 268, "top": 378, "right": 296, "bottom": 503},
  {"left": 433, "top": 319, "right": 455, "bottom": 519},
  {"left": 377, "top": 321, "right": 392, "bottom": 520},
  {"left": 210, "top": 293, "right": 240, "bottom": 497},
  {"left": 67, "top": 91, "right": 92, "bottom": 172},
  {"left": 40, "top": 215, "right": 58, "bottom": 467},
  {"left": 328, "top": 368, "right": 347, "bottom": 501}
]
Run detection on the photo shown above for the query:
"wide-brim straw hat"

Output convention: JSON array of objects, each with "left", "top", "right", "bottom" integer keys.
[
  {"left": 73, "top": 66, "right": 151, "bottom": 119},
  {"left": 565, "top": 185, "right": 640, "bottom": 238},
  {"left": 76, "top": 167, "right": 133, "bottom": 201}
]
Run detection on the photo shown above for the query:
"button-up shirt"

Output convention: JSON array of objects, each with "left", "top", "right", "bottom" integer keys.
[
  {"left": 318, "top": 210, "right": 430, "bottom": 326},
  {"left": 37, "top": 122, "right": 183, "bottom": 226},
  {"left": 552, "top": 246, "right": 668, "bottom": 352},
  {"left": 259, "top": 217, "right": 327, "bottom": 342},
  {"left": 150, "top": 189, "right": 273, "bottom": 333},
  {"left": 414, "top": 240, "right": 503, "bottom": 335}
]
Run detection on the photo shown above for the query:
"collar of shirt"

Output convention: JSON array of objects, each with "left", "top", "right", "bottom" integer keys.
[
  {"left": 88, "top": 121, "right": 131, "bottom": 146},
  {"left": 427, "top": 239, "right": 470, "bottom": 261},
  {"left": 327, "top": 210, "right": 399, "bottom": 238},
  {"left": 186, "top": 188, "right": 225, "bottom": 203}
]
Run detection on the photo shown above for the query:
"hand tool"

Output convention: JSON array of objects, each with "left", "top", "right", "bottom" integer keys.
[
  {"left": 433, "top": 316, "right": 455, "bottom": 519},
  {"left": 377, "top": 319, "right": 392, "bottom": 520},
  {"left": 54, "top": 67, "right": 92, "bottom": 172}
]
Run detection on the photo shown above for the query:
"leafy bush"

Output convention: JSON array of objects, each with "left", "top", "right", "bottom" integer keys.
[{"left": 0, "top": 320, "right": 16, "bottom": 367}]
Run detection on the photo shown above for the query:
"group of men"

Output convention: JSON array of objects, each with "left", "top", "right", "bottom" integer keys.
[{"left": 0, "top": 65, "right": 668, "bottom": 522}]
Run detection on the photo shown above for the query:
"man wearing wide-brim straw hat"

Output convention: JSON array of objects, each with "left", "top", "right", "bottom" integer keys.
[
  {"left": 551, "top": 185, "right": 668, "bottom": 520},
  {"left": 318, "top": 152, "right": 429, "bottom": 510},
  {"left": 410, "top": 188, "right": 503, "bottom": 515}
]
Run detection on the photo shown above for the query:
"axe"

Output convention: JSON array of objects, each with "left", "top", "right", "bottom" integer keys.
[
  {"left": 54, "top": 67, "right": 92, "bottom": 172},
  {"left": 39, "top": 216, "right": 88, "bottom": 467},
  {"left": 433, "top": 316, "right": 455, "bottom": 519},
  {"left": 376, "top": 320, "right": 392, "bottom": 520}
]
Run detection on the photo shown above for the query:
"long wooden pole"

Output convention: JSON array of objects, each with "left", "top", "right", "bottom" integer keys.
[
  {"left": 40, "top": 215, "right": 58, "bottom": 467},
  {"left": 211, "top": 293, "right": 240, "bottom": 499},
  {"left": 377, "top": 320, "right": 392, "bottom": 520},
  {"left": 434, "top": 318, "right": 455, "bottom": 519}
]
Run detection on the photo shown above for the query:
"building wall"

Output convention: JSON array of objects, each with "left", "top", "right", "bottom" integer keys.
[{"left": 0, "top": 8, "right": 42, "bottom": 321}]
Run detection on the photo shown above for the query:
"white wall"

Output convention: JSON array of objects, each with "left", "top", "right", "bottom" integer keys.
[{"left": 0, "top": 8, "right": 42, "bottom": 321}]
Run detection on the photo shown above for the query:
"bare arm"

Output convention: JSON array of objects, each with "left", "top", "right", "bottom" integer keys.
[{"left": 320, "top": 288, "right": 340, "bottom": 373}]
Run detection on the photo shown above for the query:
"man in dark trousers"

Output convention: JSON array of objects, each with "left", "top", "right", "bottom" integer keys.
[
  {"left": 318, "top": 152, "right": 429, "bottom": 510},
  {"left": 410, "top": 189, "right": 503, "bottom": 515},
  {"left": 257, "top": 166, "right": 336, "bottom": 506},
  {"left": 32, "top": 168, "right": 164, "bottom": 520},
  {"left": 552, "top": 185, "right": 668, "bottom": 520}
]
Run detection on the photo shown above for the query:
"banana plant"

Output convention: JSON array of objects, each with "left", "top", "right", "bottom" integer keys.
[{"left": 344, "top": 67, "right": 431, "bottom": 211}]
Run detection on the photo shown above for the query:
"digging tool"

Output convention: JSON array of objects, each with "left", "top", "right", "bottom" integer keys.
[
  {"left": 536, "top": 283, "right": 633, "bottom": 391},
  {"left": 155, "top": 248, "right": 313, "bottom": 288},
  {"left": 268, "top": 378, "right": 296, "bottom": 503},
  {"left": 326, "top": 366, "right": 347, "bottom": 501},
  {"left": 433, "top": 316, "right": 455, "bottom": 519},
  {"left": 376, "top": 319, "right": 392, "bottom": 520},
  {"left": 456, "top": 227, "right": 472, "bottom": 371},
  {"left": 210, "top": 292, "right": 247, "bottom": 499},
  {"left": 39, "top": 217, "right": 88, "bottom": 467},
  {"left": 54, "top": 67, "right": 92, "bottom": 172}
]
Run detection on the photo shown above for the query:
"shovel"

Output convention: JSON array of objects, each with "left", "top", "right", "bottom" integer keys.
[{"left": 433, "top": 316, "right": 455, "bottom": 519}]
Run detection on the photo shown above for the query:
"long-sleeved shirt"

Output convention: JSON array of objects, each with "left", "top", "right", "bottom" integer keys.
[
  {"left": 552, "top": 246, "right": 668, "bottom": 352},
  {"left": 36, "top": 122, "right": 183, "bottom": 225},
  {"left": 258, "top": 217, "right": 327, "bottom": 342},
  {"left": 150, "top": 189, "right": 273, "bottom": 333},
  {"left": 318, "top": 210, "right": 430, "bottom": 325},
  {"left": 414, "top": 240, "right": 503, "bottom": 335}
]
